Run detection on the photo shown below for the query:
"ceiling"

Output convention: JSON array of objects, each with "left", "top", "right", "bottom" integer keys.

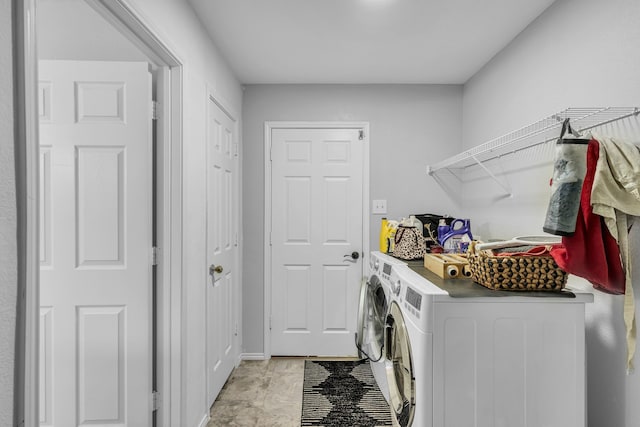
[{"left": 187, "top": 0, "right": 557, "bottom": 85}]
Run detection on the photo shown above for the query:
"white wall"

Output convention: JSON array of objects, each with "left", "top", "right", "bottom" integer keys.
[
  {"left": 99, "top": 1, "right": 243, "bottom": 425},
  {"left": 461, "top": 0, "right": 640, "bottom": 425},
  {"left": 37, "top": 0, "right": 147, "bottom": 61},
  {"left": 241, "top": 84, "right": 463, "bottom": 354},
  {"left": 0, "top": 1, "right": 17, "bottom": 425}
]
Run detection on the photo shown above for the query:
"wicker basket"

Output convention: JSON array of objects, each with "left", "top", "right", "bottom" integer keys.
[{"left": 467, "top": 242, "right": 568, "bottom": 291}]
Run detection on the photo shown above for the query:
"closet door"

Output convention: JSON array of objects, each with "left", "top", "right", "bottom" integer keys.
[
  {"left": 270, "top": 127, "right": 365, "bottom": 356},
  {"left": 39, "top": 60, "right": 153, "bottom": 426},
  {"left": 205, "top": 96, "right": 239, "bottom": 403}
]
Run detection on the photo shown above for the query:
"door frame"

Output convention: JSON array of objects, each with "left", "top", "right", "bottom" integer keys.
[
  {"left": 15, "top": 1, "right": 184, "bottom": 426},
  {"left": 263, "top": 121, "right": 370, "bottom": 359}
]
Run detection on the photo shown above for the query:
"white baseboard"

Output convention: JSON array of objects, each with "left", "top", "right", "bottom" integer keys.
[
  {"left": 241, "top": 352, "right": 267, "bottom": 361},
  {"left": 197, "top": 412, "right": 209, "bottom": 427}
]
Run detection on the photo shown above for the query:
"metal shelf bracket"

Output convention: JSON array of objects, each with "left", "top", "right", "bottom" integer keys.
[{"left": 470, "top": 155, "right": 512, "bottom": 197}]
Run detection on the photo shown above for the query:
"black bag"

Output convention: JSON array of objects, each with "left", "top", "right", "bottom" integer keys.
[{"left": 413, "top": 213, "right": 453, "bottom": 249}]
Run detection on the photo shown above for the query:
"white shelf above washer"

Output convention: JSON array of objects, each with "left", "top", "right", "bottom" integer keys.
[{"left": 427, "top": 107, "right": 640, "bottom": 175}]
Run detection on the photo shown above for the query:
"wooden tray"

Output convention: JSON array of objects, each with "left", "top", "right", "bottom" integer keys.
[{"left": 424, "top": 253, "right": 471, "bottom": 279}]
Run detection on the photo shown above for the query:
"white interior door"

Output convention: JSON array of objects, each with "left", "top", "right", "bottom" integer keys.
[
  {"left": 270, "top": 127, "right": 364, "bottom": 356},
  {"left": 39, "top": 60, "right": 153, "bottom": 426},
  {"left": 206, "top": 98, "right": 238, "bottom": 403}
]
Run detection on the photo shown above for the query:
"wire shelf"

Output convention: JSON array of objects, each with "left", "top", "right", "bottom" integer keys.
[{"left": 427, "top": 107, "right": 639, "bottom": 175}]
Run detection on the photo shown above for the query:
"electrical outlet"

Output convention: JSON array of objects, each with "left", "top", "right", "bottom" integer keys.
[{"left": 372, "top": 199, "right": 387, "bottom": 214}]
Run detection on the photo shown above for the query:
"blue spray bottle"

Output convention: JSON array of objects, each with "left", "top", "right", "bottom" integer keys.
[{"left": 437, "top": 219, "right": 450, "bottom": 245}]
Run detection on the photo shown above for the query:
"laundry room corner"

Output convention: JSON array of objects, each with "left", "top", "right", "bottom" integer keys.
[{"left": 460, "top": 0, "right": 640, "bottom": 425}]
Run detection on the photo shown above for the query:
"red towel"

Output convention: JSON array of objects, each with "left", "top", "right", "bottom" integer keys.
[{"left": 550, "top": 140, "right": 625, "bottom": 294}]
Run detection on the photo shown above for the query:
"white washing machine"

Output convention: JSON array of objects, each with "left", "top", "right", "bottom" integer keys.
[
  {"left": 382, "top": 258, "right": 592, "bottom": 427},
  {"left": 384, "top": 261, "right": 446, "bottom": 426},
  {"left": 356, "top": 251, "right": 406, "bottom": 402}
]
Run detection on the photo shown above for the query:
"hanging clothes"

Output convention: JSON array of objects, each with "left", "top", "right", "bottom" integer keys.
[
  {"left": 589, "top": 133, "right": 640, "bottom": 372},
  {"left": 549, "top": 134, "right": 640, "bottom": 372},
  {"left": 550, "top": 140, "right": 625, "bottom": 293},
  {"left": 590, "top": 133, "right": 640, "bottom": 237}
]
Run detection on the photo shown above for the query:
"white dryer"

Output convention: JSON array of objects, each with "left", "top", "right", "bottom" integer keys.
[
  {"left": 382, "top": 259, "right": 592, "bottom": 427},
  {"left": 356, "top": 251, "right": 405, "bottom": 402}
]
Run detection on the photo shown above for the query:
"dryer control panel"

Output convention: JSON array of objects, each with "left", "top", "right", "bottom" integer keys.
[{"left": 405, "top": 286, "right": 422, "bottom": 311}]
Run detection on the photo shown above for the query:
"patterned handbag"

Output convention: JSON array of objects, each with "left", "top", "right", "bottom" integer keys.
[{"left": 393, "top": 225, "right": 426, "bottom": 260}]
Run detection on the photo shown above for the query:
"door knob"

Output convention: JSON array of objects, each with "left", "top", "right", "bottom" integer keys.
[
  {"left": 209, "top": 265, "right": 223, "bottom": 276},
  {"left": 344, "top": 251, "right": 360, "bottom": 260}
]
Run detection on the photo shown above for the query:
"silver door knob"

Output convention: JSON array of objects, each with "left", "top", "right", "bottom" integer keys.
[{"left": 209, "top": 265, "right": 223, "bottom": 276}]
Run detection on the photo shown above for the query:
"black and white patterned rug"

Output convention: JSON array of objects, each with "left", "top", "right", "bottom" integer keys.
[{"left": 301, "top": 359, "right": 393, "bottom": 426}]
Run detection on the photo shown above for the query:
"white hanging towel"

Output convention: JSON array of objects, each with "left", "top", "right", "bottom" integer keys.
[{"left": 591, "top": 133, "right": 640, "bottom": 373}]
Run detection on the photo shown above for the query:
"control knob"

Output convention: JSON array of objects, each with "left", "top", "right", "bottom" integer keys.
[{"left": 394, "top": 280, "right": 402, "bottom": 296}]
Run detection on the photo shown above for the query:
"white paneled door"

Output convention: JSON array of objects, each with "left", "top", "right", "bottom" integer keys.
[
  {"left": 270, "top": 127, "right": 364, "bottom": 356},
  {"left": 206, "top": 98, "right": 239, "bottom": 403},
  {"left": 39, "top": 61, "right": 153, "bottom": 426}
]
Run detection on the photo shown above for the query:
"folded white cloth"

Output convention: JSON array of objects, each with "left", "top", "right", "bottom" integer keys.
[{"left": 591, "top": 134, "right": 640, "bottom": 237}]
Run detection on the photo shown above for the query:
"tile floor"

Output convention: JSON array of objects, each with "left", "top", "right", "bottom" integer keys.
[
  {"left": 207, "top": 357, "right": 364, "bottom": 426},
  {"left": 207, "top": 357, "right": 305, "bottom": 427}
]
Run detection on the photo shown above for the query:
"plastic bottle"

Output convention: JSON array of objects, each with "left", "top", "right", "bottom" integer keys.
[
  {"left": 387, "top": 220, "right": 398, "bottom": 253},
  {"left": 404, "top": 215, "right": 422, "bottom": 231},
  {"left": 440, "top": 219, "right": 473, "bottom": 253},
  {"left": 437, "top": 219, "right": 450, "bottom": 245},
  {"left": 379, "top": 218, "right": 390, "bottom": 253}
]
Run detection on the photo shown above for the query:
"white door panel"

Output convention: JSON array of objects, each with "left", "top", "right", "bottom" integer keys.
[
  {"left": 39, "top": 146, "right": 52, "bottom": 268},
  {"left": 271, "top": 128, "right": 364, "bottom": 356},
  {"left": 206, "top": 99, "right": 238, "bottom": 403},
  {"left": 39, "top": 60, "right": 152, "bottom": 426},
  {"left": 39, "top": 307, "right": 52, "bottom": 426}
]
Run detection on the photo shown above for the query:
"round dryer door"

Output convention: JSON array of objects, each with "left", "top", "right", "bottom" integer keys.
[
  {"left": 357, "top": 276, "right": 388, "bottom": 361},
  {"left": 356, "top": 277, "right": 368, "bottom": 359},
  {"left": 385, "top": 301, "right": 415, "bottom": 427}
]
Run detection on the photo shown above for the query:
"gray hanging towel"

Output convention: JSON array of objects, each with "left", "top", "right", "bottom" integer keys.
[{"left": 543, "top": 118, "right": 591, "bottom": 236}]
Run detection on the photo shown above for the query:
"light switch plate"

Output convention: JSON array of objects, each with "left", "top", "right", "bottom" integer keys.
[{"left": 372, "top": 199, "right": 387, "bottom": 214}]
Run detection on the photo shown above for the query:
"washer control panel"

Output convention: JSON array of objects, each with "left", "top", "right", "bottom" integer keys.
[{"left": 382, "top": 262, "right": 393, "bottom": 281}]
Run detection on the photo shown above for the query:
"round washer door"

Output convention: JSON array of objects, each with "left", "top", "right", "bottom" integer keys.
[
  {"left": 385, "top": 301, "right": 415, "bottom": 427},
  {"left": 357, "top": 275, "right": 388, "bottom": 361}
]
